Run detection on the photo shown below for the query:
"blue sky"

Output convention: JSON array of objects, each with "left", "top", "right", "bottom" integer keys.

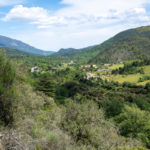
[{"left": 0, "top": 0, "right": 150, "bottom": 51}]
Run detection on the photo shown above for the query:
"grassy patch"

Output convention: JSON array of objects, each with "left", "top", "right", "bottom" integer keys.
[
  {"left": 108, "top": 74, "right": 141, "bottom": 83},
  {"left": 106, "top": 65, "right": 150, "bottom": 85},
  {"left": 137, "top": 80, "right": 150, "bottom": 86},
  {"left": 108, "top": 64, "right": 124, "bottom": 70},
  {"left": 143, "top": 65, "right": 150, "bottom": 74}
]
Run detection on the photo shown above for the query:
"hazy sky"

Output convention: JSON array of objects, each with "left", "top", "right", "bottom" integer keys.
[{"left": 0, "top": 0, "right": 150, "bottom": 51}]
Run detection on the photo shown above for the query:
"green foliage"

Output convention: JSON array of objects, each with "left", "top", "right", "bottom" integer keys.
[
  {"left": 112, "top": 60, "right": 148, "bottom": 75},
  {"left": 55, "top": 86, "right": 69, "bottom": 104},
  {"left": 122, "top": 82, "right": 137, "bottom": 88},
  {"left": 0, "top": 54, "right": 16, "bottom": 125},
  {"left": 115, "top": 105, "right": 150, "bottom": 147},
  {"left": 138, "top": 75, "right": 150, "bottom": 82},
  {"left": 133, "top": 96, "right": 150, "bottom": 112},
  {"left": 36, "top": 73, "right": 55, "bottom": 97},
  {"left": 100, "top": 98, "right": 124, "bottom": 118},
  {"left": 54, "top": 46, "right": 103, "bottom": 64},
  {"left": 145, "top": 82, "right": 150, "bottom": 89},
  {"left": 130, "top": 147, "right": 147, "bottom": 150},
  {"left": 61, "top": 101, "right": 143, "bottom": 149},
  {"left": 90, "top": 26, "right": 150, "bottom": 64}
]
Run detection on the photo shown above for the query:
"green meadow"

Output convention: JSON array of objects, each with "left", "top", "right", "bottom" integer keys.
[
  {"left": 108, "top": 64, "right": 124, "bottom": 70},
  {"left": 107, "top": 65, "right": 150, "bottom": 85}
]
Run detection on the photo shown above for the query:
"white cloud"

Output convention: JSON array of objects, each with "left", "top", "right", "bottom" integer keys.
[
  {"left": 2, "top": 5, "right": 67, "bottom": 28},
  {"left": 58, "top": 0, "right": 149, "bottom": 22},
  {"left": 2, "top": 0, "right": 150, "bottom": 50},
  {"left": 3, "top": 0, "right": 150, "bottom": 28},
  {"left": 3, "top": 5, "right": 49, "bottom": 21},
  {"left": 134, "top": 8, "right": 146, "bottom": 14}
]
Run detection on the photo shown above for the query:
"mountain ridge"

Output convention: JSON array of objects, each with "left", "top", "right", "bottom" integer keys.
[
  {"left": 0, "top": 35, "right": 54, "bottom": 56},
  {"left": 89, "top": 26, "right": 150, "bottom": 64},
  {"left": 54, "top": 26, "right": 150, "bottom": 64},
  {"left": 3, "top": 25, "right": 150, "bottom": 61}
]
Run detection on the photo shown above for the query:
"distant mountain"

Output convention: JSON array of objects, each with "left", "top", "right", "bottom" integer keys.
[
  {"left": 53, "top": 48, "right": 82, "bottom": 56},
  {"left": 0, "top": 35, "right": 54, "bottom": 56},
  {"left": 89, "top": 26, "right": 150, "bottom": 64},
  {"left": 53, "top": 45, "right": 101, "bottom": 63}
]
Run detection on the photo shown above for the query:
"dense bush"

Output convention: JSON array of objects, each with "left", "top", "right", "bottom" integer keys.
[
  {"left": 133, "top": 97, "right": 150, "bottom": 112},
  {"left": 100, "top": 98, "right": 124, "bottom": 118},
  {"left": 36, "top": 73, "right": 55, "bottom": 97},
  {"left": 3, "top": 84, "right": 76, "bottom": 150},
  {"left": 61, "top": 101, "right": 143, "bottom": 149},
  {"left": 138, "top": 75, "right": 150, "bottom": 82},
  {"left": 0, "top": 54, "right": 16, "bottom": 125},
  {"left": 115, "top": 105, "right": 150, "bottom": 148}
]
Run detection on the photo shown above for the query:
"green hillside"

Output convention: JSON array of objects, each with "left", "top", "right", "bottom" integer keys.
[
  {"left": 54, "top": 45, "right": 106, "bottom": 63},
  {"left": 89, "top": 26, "right": 150, "bottom": 64},
  {"left": 53, "top": 48, "right": 82, "bottom": 56},
  {"left": 54, "top": 26, "right": 150, "bottom": 64}
]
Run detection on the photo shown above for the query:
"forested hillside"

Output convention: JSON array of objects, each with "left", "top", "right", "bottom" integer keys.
[
  {"left": 53, "top": 46, "right": 100, "bottom": 63},
  {"left": 89, "top": 26, "right": 150, "bottom": 64},
  {"left": 53, "top": 26, "right": 150, "bottom": 64},
  {"left": 53, "top": 48, "right": 81, "bottom": 56}
]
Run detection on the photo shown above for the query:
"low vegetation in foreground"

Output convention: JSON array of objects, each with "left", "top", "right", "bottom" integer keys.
[{"left": 0, "top": 52, "right": 150, "bottom": 150}]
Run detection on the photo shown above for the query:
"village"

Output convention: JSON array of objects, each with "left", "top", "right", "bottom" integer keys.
[{"left": 30, "top": 61, "right": 115, "bottom": 81}]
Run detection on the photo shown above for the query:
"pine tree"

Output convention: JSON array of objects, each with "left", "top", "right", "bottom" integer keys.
[{"left": 36, "top": 73, "right": 55, "bottom": 97}]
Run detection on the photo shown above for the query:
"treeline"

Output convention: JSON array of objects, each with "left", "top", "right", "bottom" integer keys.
[{"left": 112, "top": 59, "right": 150, "bottom": 75}]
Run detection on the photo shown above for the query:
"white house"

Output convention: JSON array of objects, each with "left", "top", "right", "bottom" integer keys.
[{"left": 31, "top": 66, "right": 39, "bottom": 73}]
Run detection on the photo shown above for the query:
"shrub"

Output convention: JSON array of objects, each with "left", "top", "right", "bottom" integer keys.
[
  {"left": 36, "top": 73, "right": 55, "bottom": 97},
  {"left": 61, "top": 101, "right": 143, "bottom": 149},
  {"left": 138, "top": 76, "right": 150, "bottom": 83},
  {"left": 0, "top": 54, "right": 16, "bottom": 125},
  {"left": 133, "top": 97, "right": 150, "bottom": 112},
  {"left": 115, "top": 105, "right": 150, "bottom": 148},
  {"left": 100, "top": 98, "right": 124, "bottom": 118}
]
